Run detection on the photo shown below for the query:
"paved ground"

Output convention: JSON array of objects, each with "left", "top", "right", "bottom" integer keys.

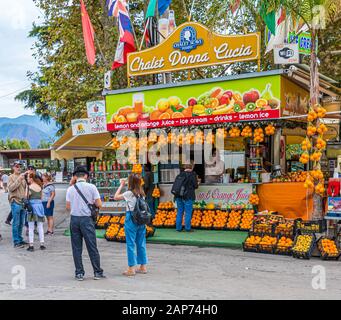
[{"left": 0, "top": 185, "right": 341, "bottom": 300}]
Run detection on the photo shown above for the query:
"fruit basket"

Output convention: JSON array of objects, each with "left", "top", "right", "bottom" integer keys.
[
  {"left": 294, "top": 219, "right": 327, "bottom": 234},
  {"left": 292, "top": 233, "right": 316, "bottom": 259},
  {"left": 316, "top": 236, "right": 341, "bottom": 261},
  {"left": 274, "top": 222, "right": 295, "bottom": 239},
  {"left": 116, "top": 227, "right": 126, "bottom": 243},
  {"left": 96, "top": 215, "right": 112, "bottom": 229},
  {"left": 257, "top": 235, "right": 278, "bottom": 254},
  {"left": 274, "top": 235, "right": 294, "bottom": 256},
  {"left": 243, "top": 233, "right": 262, "bottom": 253},
  {"left": 105, "top": 223, "right": 121, "bottom": 241}
]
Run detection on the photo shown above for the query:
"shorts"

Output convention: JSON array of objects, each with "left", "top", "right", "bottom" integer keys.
[{"left": 43, "top": 200, "right": 55, "bottom": 217}]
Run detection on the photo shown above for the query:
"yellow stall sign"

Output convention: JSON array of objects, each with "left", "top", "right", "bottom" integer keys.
[{"left": 127, "top": 22, "right": 261, "bottom": 77}]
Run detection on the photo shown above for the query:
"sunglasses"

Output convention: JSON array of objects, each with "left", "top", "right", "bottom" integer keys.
[{"left": 14, "top": 165, "right": 21, "bottom": 169}]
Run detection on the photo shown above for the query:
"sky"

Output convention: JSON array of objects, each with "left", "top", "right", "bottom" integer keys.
[{"left": 0, "top": 0, "right": 41, "bottom": 118}]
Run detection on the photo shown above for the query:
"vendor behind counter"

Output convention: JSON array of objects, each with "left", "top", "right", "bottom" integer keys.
[{"left": 204, "top": 149, "right": 225, "bottom": 184}]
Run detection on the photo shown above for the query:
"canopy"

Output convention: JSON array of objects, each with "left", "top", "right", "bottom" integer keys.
[{"left": 51, "top": 128, "right": 112, "bottom": 160}]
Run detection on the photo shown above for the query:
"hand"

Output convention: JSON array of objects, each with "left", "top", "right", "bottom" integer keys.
[
  {"left": 46, "top": 202, "right": 51, "bottom": 209},
  {"left": 19, "top": 173, "right": 26, "bottom": 180}
]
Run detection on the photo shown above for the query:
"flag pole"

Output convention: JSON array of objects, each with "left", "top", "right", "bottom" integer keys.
[{"left": 189, "top": 0, "right": 196, "bottom": 21}]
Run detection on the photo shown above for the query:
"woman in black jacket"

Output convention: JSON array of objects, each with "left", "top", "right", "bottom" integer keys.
[{"left": 175, "top": 163, "right": 198, "bottom": 232}]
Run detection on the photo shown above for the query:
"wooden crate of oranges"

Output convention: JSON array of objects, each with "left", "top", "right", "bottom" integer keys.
[
  {"left": 96, "top": 215, "right": 111, "bottom": 229},
  {"left": 317, "top": 237, "right": 341, "bottom": 260},
  {"left": 105, "top": 223, "right": 121, "bottom": 241}
]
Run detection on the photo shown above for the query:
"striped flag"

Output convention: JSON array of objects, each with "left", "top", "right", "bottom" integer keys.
[
  {"left": 107, "top": 0, "right": 128, "bottom": 18},
  {"left": 112, "top": 1, "right": 136, "bottom": 69},
  {"left": 230, "top": 0, "right": 241, "bottom": 14},
  {"left": 265, "top": 7, "right": 287, "bottom": 54}
]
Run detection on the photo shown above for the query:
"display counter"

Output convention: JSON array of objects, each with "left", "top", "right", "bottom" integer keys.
[
  {"left": 159, "top": 183, "right": 253, "bottom": 205},
  {"left": 257, "top": 182, "right": 313, "bottom": 220}
]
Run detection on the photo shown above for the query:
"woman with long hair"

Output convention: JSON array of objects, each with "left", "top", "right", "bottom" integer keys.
[
  {"left": 114, "top": 173, "right": 148, "bottom": 276},
  {"left": 27, "top": 173, "right": 46, "bottom": 252},
  {"left": 42, "top": 173, "right": 56, "bottom": 235}
]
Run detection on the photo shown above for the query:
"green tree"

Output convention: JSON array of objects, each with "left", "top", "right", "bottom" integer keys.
[
  {"left": 0, "top": 139, "right": 31, "bottom": 150},
  {"left": 37, "top": 139, "right": 53, "bottom": 149}
]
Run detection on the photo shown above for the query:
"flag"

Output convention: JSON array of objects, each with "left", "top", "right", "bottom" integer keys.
[
  {"left": 80, "top": 0, "right": 96, "bottom": 65},
  {"left": 230, "top": 0, "right": 241, "bottom": 14},
  {"left": 107, "top": 0, "right": 128, "bottom": 18},
  {"left": 158, "top": 0, "right": 172, "bottom": 16},
  {"left": 112, "top": 1, "right": 136, "bottom": 69},
  {"left": 265, "top": 7, "right": 287, "bottom": 54},
  {"left": 145, "top": 0, "right": 158, "bottom": 47},
  {"left": 260, "top": 2, "right": 276, "bottom": 35}
]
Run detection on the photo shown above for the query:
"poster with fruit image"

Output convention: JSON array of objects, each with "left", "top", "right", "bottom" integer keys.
[{"left": 106, "top": 74, "right": 281, "bottom": 131}]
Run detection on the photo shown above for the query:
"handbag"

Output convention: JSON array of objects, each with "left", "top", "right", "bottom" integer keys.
[
  {"left": 22, "top": 182, "right": 33, "bottom": 214},
  {"left": 74, "top": 184, "right": 99, "bottom": 222}
]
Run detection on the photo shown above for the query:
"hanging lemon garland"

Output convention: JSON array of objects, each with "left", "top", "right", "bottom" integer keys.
[{"left": 300, "top": 104, "right": 327, "bottom": 196}]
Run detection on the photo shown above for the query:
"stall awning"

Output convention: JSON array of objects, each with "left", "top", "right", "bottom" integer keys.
[{"left": 51, "top": 128, "right": 113, "bottom": 160}]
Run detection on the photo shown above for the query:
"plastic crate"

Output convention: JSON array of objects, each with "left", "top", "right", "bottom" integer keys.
[
  {"left": 294, "top": 219, "right": 327, "bottom": 234},
  {"left": 258, "top": 235, "right": 278, "bottom": 254},
  {"left": 316, "top": 236, "right": 341, "bottom": 261},
  {"left": 292, "top": 233, "right": 316, "bottom": 260},
  {"left": 242, "top": 232, "right": 263, "bottom": 253}
]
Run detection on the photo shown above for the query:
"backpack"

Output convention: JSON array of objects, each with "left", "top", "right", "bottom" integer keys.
[
  {"left": 171, "top": 173, "right": 189, "bottom": 198},
  {"left": 131, "top": 195, "right": 152, "bottom": 226}
]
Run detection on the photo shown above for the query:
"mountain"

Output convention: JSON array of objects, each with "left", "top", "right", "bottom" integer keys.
[{"left": 0, "top": 115, "right": 58, "bottom": 148}]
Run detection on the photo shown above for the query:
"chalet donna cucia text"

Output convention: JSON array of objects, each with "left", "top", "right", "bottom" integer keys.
[{"left": 129, "top": 43, "right": 255, "bottom": 74}]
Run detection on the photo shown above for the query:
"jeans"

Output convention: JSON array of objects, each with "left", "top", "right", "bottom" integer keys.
[
  {"left": 70, "top": 216, "right": 103, "bottom": 276},
  {"left": 11, "top": 202, "right": 25, "bottom": 245},
  {"left": 125, "top": 212, "right": 148, "bottom": 267},
  {"left": 175, "top": 198, "right": 194, "bottom": 231}
]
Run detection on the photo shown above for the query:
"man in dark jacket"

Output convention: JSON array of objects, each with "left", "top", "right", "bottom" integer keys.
[{"left": 174, "top": 163, "right": 198, "bottom": 232}]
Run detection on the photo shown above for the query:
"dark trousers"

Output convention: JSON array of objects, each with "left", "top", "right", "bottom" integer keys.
[
  {"left": 6, "top": 211, "right": 12, "bottom": 223},
  {"left": 70, "top": 216, "right": 103, "bottom": 276}
]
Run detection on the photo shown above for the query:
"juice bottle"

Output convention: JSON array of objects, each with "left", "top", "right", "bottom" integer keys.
[
  {"left": 103, "top": 161, "right": 106, "bottom": 172},
  {"left": 133, "top": 93, "right": 144, "bottom": 114}
]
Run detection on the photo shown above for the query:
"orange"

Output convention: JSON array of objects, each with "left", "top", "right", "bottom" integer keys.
[
  {"left": 172, "top": 112, "right": 184, "bottom": 119},
  {"left": 182, "top": 107, "right": 192, "bottom": 118},
  {"left": 150, "top": 110, "right": 162, "bottom": 120},
  {"left": 159, "top": 112, "right": 171, "bottom": 120},
  {"left": 126, "top": 112, "right": 138, "bottom": 122},
  {"left": 119, "top": 107, "right": 135, "bottom": 117},
  {"left": 115, "top": 115, "right": 127, "bottom": 123}
]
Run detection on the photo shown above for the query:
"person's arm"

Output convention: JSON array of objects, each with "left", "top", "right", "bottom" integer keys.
[
  {"left": 8, "top": 174, "right": 25, "bottom": 193},
  {"left": 65, "top": 188, "right": 71, "bottom": 212},
  {"left": 47, "top": 186, "right": 56, "bottom": 208},
  {"left": 114, "top": 180, "right": 126, "bottom": 201},
  {"left": 93, "top": 186, "right": 102, "bottom": 209},
  {"left": 66, "top": 201, "right": 71, "bottom": 211}
]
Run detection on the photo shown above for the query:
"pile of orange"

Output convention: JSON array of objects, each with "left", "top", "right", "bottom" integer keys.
[
  {"left": 191, "top": 210, "right": 203, "bottom": 228},
  {"left": 132, "top": 164, "right": 142, "bottom": 174},
  {"left": 96, "top": 215, "right": 111, "bottom": 227},
  {"left": 319, "top": 238, "right": 339, "bottom": 256},
  {"left": 310, "top": 151, "right": 322, "bottom": 162},
  {"left": 316, "top": 138, "right": 326, "bottom": 150},
  {"left": 229, "top": 127, "right": 241, "bottom": 138},
  {"left": 277, "top": 236, "right": 293, "bottom": 249},
  {"left": 299, "top": 152, "right": 310, "bottom": 164},
  {"left": 317, "top": 123, "right": 328, "bottom": 135},
  {"left": 288, "top": 171, "right": 308, "bottom": 182},
  {"left": 152, "top": 187, "right": 161, "bottom": 198},
  {"left": 158, "top": 202, "right": 174, "bottom": 210},
  {"left": 201, "top": 210, "right": 215, "bottom": 228},
  {"left": 116, "top": 227, "right": 126, "bottom": 241},
  {"left": 244, "top": 235, "right": 262, "bottom": 247},
  {"left": 105, "top": 223, "right": 121, "bottom": 239},
  {"left": 164, "top": 211, "right": 177, "bottom": 227},
  {"left": 249, "top": 193, "right": 259, "bottom": 205},
  {"left": 310, "top": 170, "right": 323, "bottom": 180},
  {"left": 111, "top": 137, "right": 120, "bottom": 149},
  {"left": 119, "top": 216, "right": 125, "bottom": 225},
  {"left": 259, "top": 236, "right": 277, "bottom": 250},
  {"left": 275, "top": 223, "right": 294, "bottom": 237},
  {"left": 241, "top": 126, "right": 253, "bottom": 138},
  {"left": 109, "top": 216, "right": 120, "bottom": 224},
  {"left": 301, "top": 139, "right": 312, "bottom": 151},
  {"left": 315, "top": 183, "right": 325, "bottom": 195},
  {"left": 307, "top": 110, "right": 318, "bottom": 122},
  {"left": 227, "top": 210, "right": 242, "bottom": 229},
  {"left": 253, "top": 222, "right": 273, "bottom": 234},
  {"left": 316, "top": 106, "right": 326, "bottom": 118},
  {"left": 240, "top": 210, "right": 254, "bottom": 230},
  {"left": 253, "top": 128, "right": 264, "bottom": 143},
  {"left": 265, "top": 125, "right": 275, "bottom": 136},
  {"left": 213, "top": 210, "right": 228, "bottom": 229},
  {"left": 152, "top": 210, "right": 168, "bottom": 227}
]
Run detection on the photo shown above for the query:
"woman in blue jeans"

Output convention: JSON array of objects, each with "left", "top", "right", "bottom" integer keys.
[
  {"left": 114, "top": 173, "right": 148, "bottom": 277},
  {"left": 175, "top": 163, "right": 199, "bottom": 232}
]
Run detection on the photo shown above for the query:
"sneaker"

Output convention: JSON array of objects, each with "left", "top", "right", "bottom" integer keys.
[
  {"left": 75, "top": 274, "right": 84, "bottom": 281},
  {"left": 94, "top": 273, "right": 106, "bottom": 280},
  {"left": 34, "top": 230, "right": 38, "bottom": 235},
  {"left": 27, "top": 246, "right": 34, "bottom": 252},
  {"left": 40, "top": 245, "right": 46, "bottom": 250},
  {"left": 20, "top": 241, "right": 28, "bottom": 246},
  {"left": 14, "top": 243, "right": 24, "bottom": 248}
]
